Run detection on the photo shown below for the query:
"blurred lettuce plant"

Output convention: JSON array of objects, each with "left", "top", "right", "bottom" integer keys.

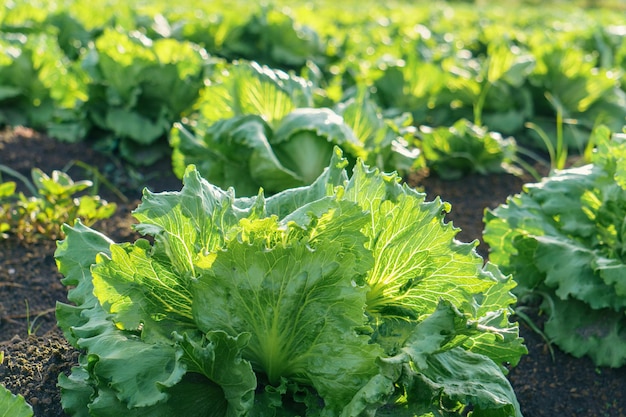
[
  {"left": 82, "top": 28, "right": 208, "bottom": 165},
  {"left": 418, "top": 119, "right": 518, "bottom": 180},
  {"left": 0, "top": 33, "right": 88, "bottom": 140},
  {"left": 172, "top": 62, "right": 420, "bottom": 195}
]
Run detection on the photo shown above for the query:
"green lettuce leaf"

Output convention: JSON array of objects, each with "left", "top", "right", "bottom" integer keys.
[
  {"left": 192, "top": 214, "right": 382, "bottom": 410},
  {"left": 56, "top": 223, "right": 257, "bottom": 416},
  {"left": 339, "top": 160, "right": 525, "bottom": 368},
  {"left": 544, "top": 297, "right": 626, "bottom": 368},
  {"left": 374, "top": 302, "right": 522, "bottom": 417},
  {"left": 191, "top": 61, "right": 312, "bottom": 127},
  {"left": 0, "top": 375, "right": 33, "bottom": 417},
  {"left": 272, "top": 108, "right": 364, "bottom": 184}
]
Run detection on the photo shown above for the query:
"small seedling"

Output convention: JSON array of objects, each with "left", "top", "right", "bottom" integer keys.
[
  {"left": 24, "top": 299, "right": 45, "bottom": 337},
  {"left": 0, "top": 166, "right": 116, "bottom": 242}
]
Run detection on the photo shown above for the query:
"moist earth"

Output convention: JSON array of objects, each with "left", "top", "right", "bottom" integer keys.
[{"left": 1, "top": 127, "right": 625, "bottom": 417}]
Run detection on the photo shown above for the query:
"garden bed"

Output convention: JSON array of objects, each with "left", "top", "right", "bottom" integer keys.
[{"left": 1, "top": 126, "right": 625, "bottom": 417}]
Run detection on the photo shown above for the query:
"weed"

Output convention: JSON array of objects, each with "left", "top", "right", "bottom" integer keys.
[{"left": 0, "top": 166, "right": 116, "bottom": 242}]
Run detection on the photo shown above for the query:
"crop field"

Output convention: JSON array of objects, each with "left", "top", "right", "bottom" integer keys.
[{"left": 0, "top": 0, "right": 625, "bottom": 416}]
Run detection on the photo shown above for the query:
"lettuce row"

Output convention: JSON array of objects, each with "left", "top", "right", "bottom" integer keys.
[
  {"left": 56, "top": 149, "right": 525, "bottom": 416},
  {"left": 484, "top": 128, "right": 626, "bottom": 368}
]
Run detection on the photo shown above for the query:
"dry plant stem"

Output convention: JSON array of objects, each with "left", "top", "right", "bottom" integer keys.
[
  {"left": 0, "top": 283, "right": 26, "bottom": 288},
  {"left": 5, "top": 307, "right": 56, "bottom": 320}
]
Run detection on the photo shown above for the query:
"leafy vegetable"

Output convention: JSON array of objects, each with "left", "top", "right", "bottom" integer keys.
[
  {"left": 0, "top": 32, "right": 87, "bottom": 138},
  {"left": 418, "top": 119, "right": 518, "bottom": 180},
  {"left": 0, "top": 168, "right": 116, "bottom": 241},
  {"left": 82, "top": 27, "right": 208, "bottom": 165},
  {"left": 484, "top": 126, "right": 626, "bottom": 367},
  {"left": 171, "top": 108, "right": 362, "bottom": 196},
  {"left": 0, "top": 352, "right": 33, "bottom": 417},
  {"left": 56, "top": 149, "right": 525, "bottom": 416},
  {"left": 184, "top": 60, "right": 313, "bottom": 128},
  {"left": 438, "top": 40, "right": 536, "bottom": 131},
  {"left": 335, "top": 86, "right": 421, "bottom": 175},
  {"left": 527, "top": 44, "right": 626, "bottom": 149},
  {"left": 169, "top": 61, "right": 313, "bottom": 194},
  {"left": 218, "top": 5, "right": 330, "bottom": 72},
  {"left": 172, "top": 62, "right": 420, "bottom": 195},
  {"left": 371, "top": 55, "right": 447, "bottom": 127}
]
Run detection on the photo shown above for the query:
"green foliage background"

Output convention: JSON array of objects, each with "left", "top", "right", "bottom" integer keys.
[{"left": 1, "top": 0, "right": 624, "bottom": 173}]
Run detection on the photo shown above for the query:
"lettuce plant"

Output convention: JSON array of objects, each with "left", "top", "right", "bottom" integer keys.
[
  {"left": 0, "top": 32, "right": 88, "bottom": 138},
  {"left": 218, "top": 6, "right": 329, "bottom": 72},
  {"left": 484, "top": 128, "right": 626, "bottom": 367},
  {"left": 171, "top": 109, "right": 364, "bottom": 196},
  {"left": 172, "top": 62, "right": 420, "bottom": 196},
  {"left": 525, "top": 44, "right": 626, "bottom": 151},
  {"left": 56, "top": 149, "right": 525, "bottom": 416},
  {"left": 82, "top": 28, "right": 208, "bottom": 165},
  {"left": 418, "top": 119, "right": 518, "bottom": 180}
]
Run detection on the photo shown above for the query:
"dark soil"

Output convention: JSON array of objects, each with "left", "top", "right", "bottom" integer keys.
[{"left": 0, "top": 126, "right": 625, "bottom": 417}]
